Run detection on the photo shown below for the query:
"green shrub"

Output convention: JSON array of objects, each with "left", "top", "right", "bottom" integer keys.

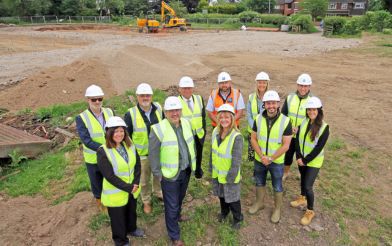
[
  {"left": 290, "top": 14, "right": 314, "bottom": 33},
  {"left": 316, "top": 16, "right": 323, "bottom": 22},
  {"left": 383, "top": 28, "right": 392, "bottom": 35},
  {"left": 342, "top": 16, "right": 362, "bottom": 35},
  {"left": 259, "top": 14, "right": 288, "bottom": 25},
  {"left": 370, "top": 10, "right": 390, "bottom": 32},
  {"left": 208, "top": 3, "right": 245, "bottom": 14},
  {"left": 324, "top": 16, "right": 347, "bottom": 34},
  {"left": 238, "top": 10, "right": 260, "bottom": 22}
]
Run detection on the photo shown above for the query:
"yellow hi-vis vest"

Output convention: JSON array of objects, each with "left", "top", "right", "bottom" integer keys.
[
  {"left": 178, "top": 95, "right": 205, "bottom": 139},
  {"left": 211, "top": 127, "right": 242, "bottom": 184},
  {"left": 151, "top": 118, "right": 196, "bottom": 179},
  {"left": 247, "top": 92, "right": 263, "bottom": 133},
  {"left": 101, "top": 143, "right": 138, "bottom": 207},
  {"left": 298, "top": 119, "right": 328, "bottom": 168},
  {"left": 128, "top": 102, "right": 162, "bottom": 156},
  {"left": 79, "top": 108, "right": 114, "bottom": 164},
  {"left": 286, "top": 93, "right": 312, "bottom": 137},
  {"left": 255, "top": 113, "right": 290, "bottom": 164}
]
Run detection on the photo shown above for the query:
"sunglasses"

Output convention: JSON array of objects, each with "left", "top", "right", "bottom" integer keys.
[{"left": 90, "top": 98, "right": 103, "bottom": 102}]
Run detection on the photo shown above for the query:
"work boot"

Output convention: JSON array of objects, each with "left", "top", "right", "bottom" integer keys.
[
  {"left": 143, "top": 202, "right": 152, "bottom": 214},
  {"left": 248, "top": 187, "right": 266, "bottom": 214},
  {"left": 282, "top": 165, "right": 290, "bottom": 181},
  {"left": 271, "top": 192, "right": 283, "bottom": 223},
  {"left": 128, "top": 228, "right": 146, "bottom": 238},
  {"left": 217, "top": 213, "right": 228, "bottom": 223},
  {"left": 300, "top": 209, "right": 315, "bottom": 226},
  {"left": 171, "top": 239, "right": 184, "bottom": 246},
  {"left": 290, "top": 195, "right": 307, "bottom": 208}
]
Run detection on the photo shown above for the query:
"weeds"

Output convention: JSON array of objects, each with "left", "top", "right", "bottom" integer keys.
[
  {"left": 7, "top": 149, "right": 28, "bottom": 168},
  {"left": 89, "top": 213, "right": 110, "bottom": 231}
]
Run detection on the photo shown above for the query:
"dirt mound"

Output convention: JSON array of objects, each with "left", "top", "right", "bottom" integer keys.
[
  {"left": 0, "top": 192, "right": 98, "bottom": 246},
  {"left": 0, "top": 58, "right": 115, "bottom": 111}
]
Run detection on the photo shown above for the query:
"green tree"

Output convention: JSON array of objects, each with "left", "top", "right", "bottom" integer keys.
[
  {"left": 124, "top": 0, "right": 149, "bottom": 16},
  {"left": 299, "top": 0, "right": 328, "bottom": 20},
  {"left": 0, "top": 0, "right": 52, "bottom": 16},
  {"left": 166, "top": 1, "right": 188, "bottom": 17},
  {"left": 368, "top": 0, "right": 387, "bottom": 11},
  {"left": 245, "top": 0, "right": 276, "bottom": 13},
  {"left": 197, "top": 0, "right": 208, "bottom": 12}
]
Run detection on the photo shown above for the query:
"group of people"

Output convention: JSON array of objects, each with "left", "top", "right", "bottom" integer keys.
[{"left": 76, "top": 71, "right": 329, "bottom": 246}]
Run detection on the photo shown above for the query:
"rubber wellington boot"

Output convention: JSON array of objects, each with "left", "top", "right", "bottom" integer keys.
[
  {"left": 290, "top": 195, "right": 307, "bottom": 208},
  {"left": 300, "top": 209, "right": 315, "bottom": 225},
  {"left": 271, "top": 192, "right": 283, "bottom": 223},
  {"left": 282, "top": 166, "right": 290, "bottom": 181},
  {"left": 248, "top": 187, "right": 266, "bottom": 214}
]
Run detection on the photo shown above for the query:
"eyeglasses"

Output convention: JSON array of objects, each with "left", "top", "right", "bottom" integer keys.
[{"left": 90, "top": 98, "right": 103, "bottom": 102}]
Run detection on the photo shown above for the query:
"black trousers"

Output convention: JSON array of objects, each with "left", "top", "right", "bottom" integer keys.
[
  {"left": 86, "top": 163, "right": 103, "bottom": 199},
  {"left": 298, "top": 165, "right": 320, "bottom": 210},
  {"left": 194, "top": 135, "right": 205, "bottom": 178},
  {"left": 284, "top": 138, "right": 296, "bottom": 166},
  {"left": 219, "top": 197, "right": 243, "bottom": 223},
  {"left": 107, "top": 195, "right": 137, "bottom": 246}
]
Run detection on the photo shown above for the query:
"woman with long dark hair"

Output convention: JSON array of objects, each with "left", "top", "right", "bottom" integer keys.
[
  {"left": 97, "top": 116, "right": 145, "bottom": 246},
  {"left": 290, "top": 97, "right": 330, "bottom": 226}
]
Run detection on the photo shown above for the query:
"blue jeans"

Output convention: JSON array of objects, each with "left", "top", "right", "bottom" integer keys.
[
  {"left": 254, "top": 160, "right": 284, "bottom": 192},
  {"left": 161, "top": 168, "right": 191, "bottom": 241}
]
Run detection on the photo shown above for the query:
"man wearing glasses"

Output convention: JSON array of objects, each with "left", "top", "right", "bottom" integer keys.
[
  {"left": 76, "top": 84, "right": 114, "bottom": 211},
  {"left": 124, "top": 83, "right": 164, "bottom": 214}
]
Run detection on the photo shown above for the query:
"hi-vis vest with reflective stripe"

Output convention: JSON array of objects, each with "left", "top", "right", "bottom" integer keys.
[
  {"left": 247, "top": 93, "right": 263, "bottom": 133},
  {"left": 178, "top": 95, "right": 205, "bottom": 139},
  {"left": 286, "top": 93, "right": 312, "bottom": 136},
  {"left": 79, "top": 108, "right": 114, "bottom": 164},
  {"left": 101, "top": 143, "right": 137, "bottom": 207},
  {"left": 210, "top": 88, "right": 240, "bottom": 127},
  {"left": 151, "top": 118, "right": 196, "bottom": 179},
  {"left": 255, "top": 113, "right": 290, "bottom": 164},
  {"left": 298, "top": 119, "right": 328, "bottom": 168},
  {"left": 129, "top": 102, "right": 162, "bottom": 156},
  {"left": 211, "top": 127, "right": 242, "bottom": 184}
]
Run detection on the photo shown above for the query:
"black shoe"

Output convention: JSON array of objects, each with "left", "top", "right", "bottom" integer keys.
[
  {"left": 128, "top": 228, "right": 145, "bottom": 238},
  {"left": 232, "top": 221, "right": 241, "bottom": 230},
  {"left": 217, "top": 214, "right": 228, "bottom": 223},
  {"left": 195, "top": 169, "right": 204, "bottom": 179}
]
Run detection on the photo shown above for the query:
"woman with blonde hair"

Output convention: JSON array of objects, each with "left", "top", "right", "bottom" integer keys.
[
  {"left": 246, "top": 72, "right": 270, "bottom": 161},
  {"left": 97, "top": 116, "right": 145, "bottom": 246},
  {"left": 210, "top": 104, "right": 244, "bottom": 229}
]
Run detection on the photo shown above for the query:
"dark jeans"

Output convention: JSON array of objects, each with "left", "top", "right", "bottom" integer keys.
[
  {"left": 219, "top": 197, "right": 243, "bottom": 223},
  {"left": 284, "top": 138, "right": 296, "bottom": 166},
  {"left": 254, "top": 160, "right": 284, "bottom": 192},
  {"left": 298, "top": 165, "right": 320, "bottom": 210},
  {"left": 161, "top": 168, "right": 191, "bottom": 241},
  {"left": 107, "top": 195, "right": 137, "bottom": 246},
  {"left": 86, "top": 163, "right": 103, "bottom": 199},
  {"left": 195, "top": 135, "right": 205, "bottom": 178},
  {"left": 247, "top": 134, "right": 255, "bottom": 161}
]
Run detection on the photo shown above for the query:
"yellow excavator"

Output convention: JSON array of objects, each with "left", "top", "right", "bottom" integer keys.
[
  {"left": 137, "top": 13, "right": 160, "bottom": 33},
  {"left": 161, "top": 1, "right": 189, "bottom": 31}
]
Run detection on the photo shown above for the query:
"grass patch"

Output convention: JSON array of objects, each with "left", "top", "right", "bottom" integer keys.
[{"left": 89, "top": 213, "right": 110, "bottom": 231}]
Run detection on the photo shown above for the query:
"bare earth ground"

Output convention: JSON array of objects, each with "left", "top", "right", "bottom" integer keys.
[{"left": 0, "top": 25, "right": 391, "bottom": 245}]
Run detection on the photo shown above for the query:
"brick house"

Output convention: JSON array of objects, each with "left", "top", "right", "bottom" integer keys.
[
  {"left": 326, "top": 0, "right": 368, "bottom": 16},
  {"left": 276, "top": 0, "right": 303, "bottom": 16}
]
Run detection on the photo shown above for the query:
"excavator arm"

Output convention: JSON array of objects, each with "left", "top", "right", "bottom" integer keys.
[{"left": 161, "top": 1, "right": 177, "bottom": 22}]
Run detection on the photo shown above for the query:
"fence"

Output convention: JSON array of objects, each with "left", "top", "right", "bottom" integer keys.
[{"left": 0, "top": 15, "right": 114, "bottom": 25}]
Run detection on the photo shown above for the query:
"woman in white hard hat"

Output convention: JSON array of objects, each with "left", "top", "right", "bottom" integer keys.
[
  {"left": 97, "top": 116, "right": 145, "bottom": 246},
  {"left": 290, "top": 97, "right": 329, "bottom": 226},
  {"left": 246, "top": 72, "right": 270, "bottom": 161},
  {"left": 210, "top": 104, "right": 244, "bottom": 229}
]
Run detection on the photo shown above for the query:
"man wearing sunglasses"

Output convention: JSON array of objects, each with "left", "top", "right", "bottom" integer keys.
[
  {"left": 76, "top": 84, "right": 114, "bottom": 211},
  {"left": 124, "top": 83, "right": 164, "bottom": 214}
]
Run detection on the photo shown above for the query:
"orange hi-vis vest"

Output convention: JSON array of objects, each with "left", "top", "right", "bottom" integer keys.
[{"left": 210, "top": 88, "right": 240, "bottom": 127}]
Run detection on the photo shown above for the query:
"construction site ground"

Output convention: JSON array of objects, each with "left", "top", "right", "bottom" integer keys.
[{"left": 0, "top": 25, "right": 391, "bottom": 245}]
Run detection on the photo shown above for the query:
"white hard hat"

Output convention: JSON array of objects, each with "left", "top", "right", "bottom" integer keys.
[
  {"left": 136, "top": 83, "right": 153, "bottom": 95},
  {"left": 305, "top": 97, "right": 322, "bottom": 109},
  {"left": 262, "top": 90, "right": 280, "bottom": 102},
  {"left": 164, "top": 96, "right": 182, "bottom": 110},
  {"left": 105, "top": 116, "right": 127, "bottom": 129},
  {"left": 85, "top": 84, "right": 104, "bottom": 97},
  {"left": 296, "top": 73, "right": 312, "bottom": 85},
  {"left": 217, "top": 72, "right": 231, "bottom": 83},
  {"left": 217, "top": 104, "right": 235, "bottom": 114},
  {"left": 179, "top": 76, "right": 194, "bottom": 88},
  {"left": 255, "top": 72, "right": 270, "bottom": 81}
]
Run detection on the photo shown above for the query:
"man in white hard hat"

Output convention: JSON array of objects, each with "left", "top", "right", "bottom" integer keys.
[
  {"left": 124, "top": 83, "right": 164, "bottom": 214},
  {"left": 206, "top": 72, "right": 245, "bottom": 129},
  {"left": 149, "top": 96, "right": 196, "bottom": 246},
  {"left": 281, "top": 73, "right": 314, "bottom": 181},
  {"left": 249, "top": 90, "right": 292, "bottom": 223},
  {"left": 178, "top": 76, "right": 206, "bottom": 179},
  {"left": 76, "top": 84, "right": 114, "bottom": 211}
]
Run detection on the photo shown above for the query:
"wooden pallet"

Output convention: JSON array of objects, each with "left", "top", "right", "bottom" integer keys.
[{"left": 0, "top": 123, "right": 51, "bottom": 158}]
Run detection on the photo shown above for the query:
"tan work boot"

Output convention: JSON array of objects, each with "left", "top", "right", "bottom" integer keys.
[
  {"left": 271, "top": 192, "right": 283, "bottom": 223},
  {"left": 290, "top": 195, "right": 307, "bottom": 208},
  {"left": 282, "top": 165, "right": 290, "bottom": 181},
  {"left": 143, "top": 202, "right": 152, "bottom": 214},
  {"left": 248, "top": 187, "right": 266, "bottom": 214},
  {"left": 300, "top": 209, "right": 315, "bottom": 225}
]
